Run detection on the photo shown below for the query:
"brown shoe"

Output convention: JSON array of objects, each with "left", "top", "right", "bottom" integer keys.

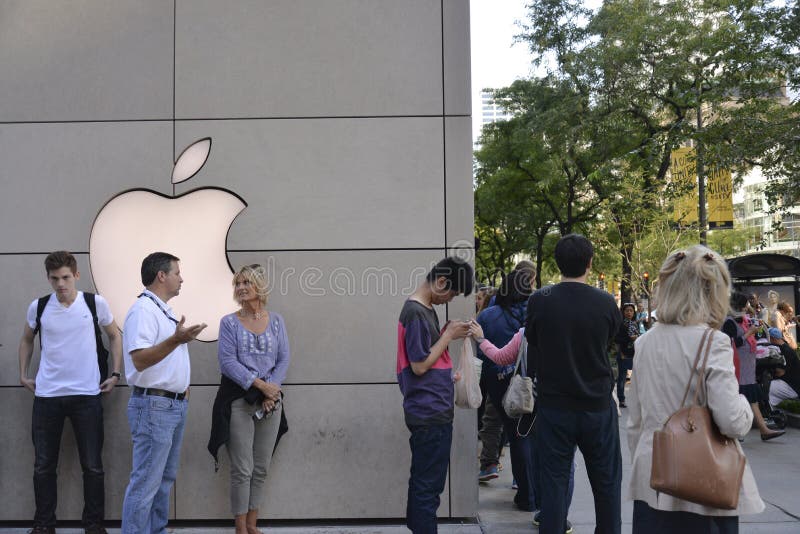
[{"left": 761, "top": 430, "right": 785, "bottom": 441}]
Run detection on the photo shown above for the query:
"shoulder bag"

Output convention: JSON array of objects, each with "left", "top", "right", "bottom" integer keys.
[
  {"left": 502, "top": 333, "right": 534, "bottom": 418},
  {"left": 650, "top": 328, "right": 746, "bottom": 509}
]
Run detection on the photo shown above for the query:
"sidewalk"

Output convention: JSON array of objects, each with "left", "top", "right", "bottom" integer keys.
[
  {"left": 478, "top": 409, "right": 800, "bottom": 533},
  {"left": 2, "top": 411, "right": 797, "bottom": 533}
]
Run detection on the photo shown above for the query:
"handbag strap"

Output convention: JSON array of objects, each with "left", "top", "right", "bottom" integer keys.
[
  {"left": 512, "top": 330, "right": 528, "bottom": 377},
  {"left": 679, "top": 328, "right": 713, "bottom": 409},
  {"left": 692, "top": 328, "right": 715, "bottom": 407}
]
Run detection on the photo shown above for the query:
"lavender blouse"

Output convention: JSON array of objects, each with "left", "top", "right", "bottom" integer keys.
[{"left": 217, "top": 311, "right": 290, "bottom": 390}]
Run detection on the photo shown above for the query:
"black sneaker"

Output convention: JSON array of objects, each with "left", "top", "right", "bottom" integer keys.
[
  {"left": 532, "top": 511, "right": 573, "bottom": 533},
  {"left": 29, "top": 527, "right": 55, "bottom": 534}
]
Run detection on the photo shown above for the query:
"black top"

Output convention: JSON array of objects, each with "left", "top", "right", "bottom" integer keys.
[
  {"left": 525, "top": 282, "right": 622, "bottom": 411},
  {"left": 722, "top": 317, "right": 745, "bottom": 347},
  {"left": 778, "top": 343, "right": 800, "bottom": 395}
]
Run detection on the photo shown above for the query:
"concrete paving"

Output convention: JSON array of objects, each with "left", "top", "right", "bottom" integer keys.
[
  {"left": 477, "top": 409, "right": 800, "bottom": 533},
  {"left": 1, "top": 410, "right": 797, "bottom": 533}
]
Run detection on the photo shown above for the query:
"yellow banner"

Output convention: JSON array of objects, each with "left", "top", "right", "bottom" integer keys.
[
  {"left": 671, "top": 147, "right": 697, "bottom": 226},
  {"left": 707, "top": 166, "right": 734, "bottom": 229}
]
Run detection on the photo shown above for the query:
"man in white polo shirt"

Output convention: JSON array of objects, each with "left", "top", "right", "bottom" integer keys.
[
  {"left": 120, "top": 252, "right": 206, "bottom": 534},
  {"left": 18, "top": 250, "right": 123, "bottom": 534}
]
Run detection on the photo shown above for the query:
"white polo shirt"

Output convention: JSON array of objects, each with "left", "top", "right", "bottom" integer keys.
[
  {"left": 26, "top": 292, "right": 113, "bottom": 397},
  {"left": 123, "top": 289, "right": 190, "bottom": 393}
]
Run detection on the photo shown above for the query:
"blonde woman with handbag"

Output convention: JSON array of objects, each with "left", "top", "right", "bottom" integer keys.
[{"left": 626, "top": 246, "right": 764, "bottom": 533}]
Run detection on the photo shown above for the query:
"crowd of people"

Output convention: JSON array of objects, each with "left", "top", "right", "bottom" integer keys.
[
  {"left": 19, "top": 251, "right": 288, "bottom": 534},
  {"left": 398, "top": 234, "right": 799, "bottom": 534},
  {"left": 17, "top": 238, "right": 800, "bottom": 534}
]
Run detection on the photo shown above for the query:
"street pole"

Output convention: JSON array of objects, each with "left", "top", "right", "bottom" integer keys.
[{"left": 696, "top": 80, "right": 707, "bottom": 245}]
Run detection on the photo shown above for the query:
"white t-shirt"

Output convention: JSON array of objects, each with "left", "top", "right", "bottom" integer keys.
[
  {"left": 26, "top": 291, "right": 113, "bottom": 397},
  {"left": 123, "top": 289, "right": 190, "bottom": 393}
]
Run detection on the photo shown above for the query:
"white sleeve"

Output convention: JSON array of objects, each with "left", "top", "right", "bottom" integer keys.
[
  {"left": 123, "top": 305, "right": 159, "bottom": 354},
  {"left": 26, "top": 300, "right": 38, "bottom": 330},
  {"left": 95, "top": 295, "right": 114, "bottom": 326}
]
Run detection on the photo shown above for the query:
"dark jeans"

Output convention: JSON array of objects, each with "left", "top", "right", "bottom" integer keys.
[
  {"left": 532, "top": 424, "right": 575, "bottom": 514},
  {"left": 406, "top": 422, "right": 452, "bottom": 534},
  {"left": 32, "top": 394, "right": 105, "bottom": 528},
  {"left": 487, "top": 377, "right": 535, "bottom": 510},
  {"left": 616, "top": 355, "right": 633, "bottom": 403},
  {"left": 632, "top": 500, "right": 738, "bottom": 534},
  {"left": 537, "top": 404, "right": 622, "bottom": 534},
  {"left": 500, "top": 410, "right": 535, "bottom": 510}
]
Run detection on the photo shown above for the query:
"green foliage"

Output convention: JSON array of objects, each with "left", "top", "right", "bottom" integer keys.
[
  {"left": 777, "top": 399, "right": 800, "bottom": 415},
  {"left": 475, "top": 1, "right": 798, "bottom": 293}
]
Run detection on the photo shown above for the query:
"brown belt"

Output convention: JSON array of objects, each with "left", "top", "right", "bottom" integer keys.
[{"left": 133, "top": 386, "right": 186, "bottom": 401}]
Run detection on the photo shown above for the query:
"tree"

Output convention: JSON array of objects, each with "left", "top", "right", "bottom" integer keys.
[{"left": 518, "top": 0, "right": 800, "bottom": 299}]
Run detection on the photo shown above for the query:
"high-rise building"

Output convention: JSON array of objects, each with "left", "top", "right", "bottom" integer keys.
[{"left": 481, "top": 90, "right": 514, "bottom": 125}]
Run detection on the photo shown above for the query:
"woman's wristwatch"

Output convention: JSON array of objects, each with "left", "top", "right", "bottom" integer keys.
[{"left": 111, "top": 372, "right": 122, "bottom": 379}]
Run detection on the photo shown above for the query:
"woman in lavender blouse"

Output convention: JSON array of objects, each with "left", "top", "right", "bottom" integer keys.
[{"left": 216, "top": 264, "right": 290, "bottom": 534}]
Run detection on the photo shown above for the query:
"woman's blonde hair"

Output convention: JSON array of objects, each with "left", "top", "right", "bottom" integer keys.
[
  {"left": 233, "top": 263, "right": 269, "bottom": 306},
  {"left": 654, "top": 245, "right": 731, "bottom": 329}
]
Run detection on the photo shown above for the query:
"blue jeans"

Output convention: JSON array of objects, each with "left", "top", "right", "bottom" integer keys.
[
  {"left": 32, "top": 394, "right": 105, "bottom": 528},
  {"left": 616, "top": 355, "right": 633, "bottom": 403},
  {"left": 406, "top": 422, "right": 452, "bottom": 534},
  {"left": 632, "top": 500, "right": 738, "bottom": 534},
  {"left": 537, "top": 404, "right": 622, "bottom": 534},
  {"left": 121, "top": 392, "right": 188, "bottom": 534}
]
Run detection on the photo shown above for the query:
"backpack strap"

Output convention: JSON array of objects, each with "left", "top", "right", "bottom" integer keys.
[
  {"left": 83, "top": 292, "right": 110, "bottom": 381},
  {"left": 33, "top": 295, "right": 50, "bottom": 349}
]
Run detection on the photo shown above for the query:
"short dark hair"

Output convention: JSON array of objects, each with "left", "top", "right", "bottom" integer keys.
[
  {"left": 621, "top": 302, "right": 636, "bottom": 313},
  {"left": 44, "top": 251, "right": 78, "bottom": 275},
  {"left": 141, "top": 252, "right": 179, "bottom": 286},
  {"left": 554, "top": 234, "right": 593, "bottom": 277},
  {"left": 426, "top": 257, "right": 474, "bottom": 296}
]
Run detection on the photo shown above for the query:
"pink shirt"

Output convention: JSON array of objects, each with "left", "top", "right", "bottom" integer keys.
[{"left": 479, "top": 328, "right": 524, "bottom": 366}]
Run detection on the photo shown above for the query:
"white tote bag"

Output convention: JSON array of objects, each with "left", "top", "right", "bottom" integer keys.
[{"left": 454, "top": 339, "right": 483, "bottom": 409}]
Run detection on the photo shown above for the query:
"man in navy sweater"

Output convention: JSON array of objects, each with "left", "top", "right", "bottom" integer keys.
[{"left": 525, "top": 234, "right": 622, "bottom": 534}]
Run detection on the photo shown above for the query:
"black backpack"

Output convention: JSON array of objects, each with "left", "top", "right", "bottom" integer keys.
[{"left": 33, "top": 292, "right": 110, "bottom": 382}]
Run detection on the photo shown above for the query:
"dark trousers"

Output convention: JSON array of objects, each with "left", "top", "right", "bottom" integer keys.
[
  {"left": 532, "top": 425, "right": 575, "bottom": 513},
  {"left": 633, "top": 500, "right": 738, "bottom": 534},
  {"left": 406, "top": 422, "right": 452, "bottom": 534},
  {"left": 32, "top": 394, "right": 105, "bottom": 528},
  {"left": 616, "top": 355, "right": 633, "bottom": 403},
  {"left": 500, "top": 410, "right": 535, "bottom": 510},
  {"left": 487, "top": 377, "right": 535, "bottom": 510},
  {"left": 537, "top": 404, "right": 622, "bottom": 534}
]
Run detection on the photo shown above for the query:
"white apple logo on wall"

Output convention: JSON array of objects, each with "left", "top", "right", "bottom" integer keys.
[{"left": 89, "top": 138, "right": 246, "bottom": 341}]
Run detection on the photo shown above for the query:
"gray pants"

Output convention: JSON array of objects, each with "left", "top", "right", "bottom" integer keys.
[
  {"left": 226, "top": 398, "right": 283, "bottom": 516},
  {"left": 479, "top": 396, "right": 504, "bottom": 469}
]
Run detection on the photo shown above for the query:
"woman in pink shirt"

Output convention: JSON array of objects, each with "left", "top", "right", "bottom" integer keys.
[{"left": 469, "top": 321, "right": 523, "bottom": 366}]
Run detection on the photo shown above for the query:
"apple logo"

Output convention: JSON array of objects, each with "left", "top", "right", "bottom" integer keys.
[{"left": 89, "top": 138, "right": 247, "bottom": 341}]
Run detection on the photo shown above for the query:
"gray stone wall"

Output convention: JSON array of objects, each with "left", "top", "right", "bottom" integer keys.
[{"left": 0, "top": 0, "right": 476, "bottom": 522}]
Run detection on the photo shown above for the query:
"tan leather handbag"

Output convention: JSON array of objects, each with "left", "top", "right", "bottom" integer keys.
[{"left": 650, "top": 328, "right": 746, "bottom": 510}]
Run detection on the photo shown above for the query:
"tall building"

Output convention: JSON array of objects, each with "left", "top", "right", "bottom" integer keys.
[
  {"left": 734, "top": 171, "right": 800, "bottom": 257},
  {"left": 481, "top": 90, "right": 514, "bottom": 125}
]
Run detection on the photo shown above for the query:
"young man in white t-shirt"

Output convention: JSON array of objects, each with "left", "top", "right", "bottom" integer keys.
[{"left": 18, "top": 251, "right": 123, "bottom": 534}]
